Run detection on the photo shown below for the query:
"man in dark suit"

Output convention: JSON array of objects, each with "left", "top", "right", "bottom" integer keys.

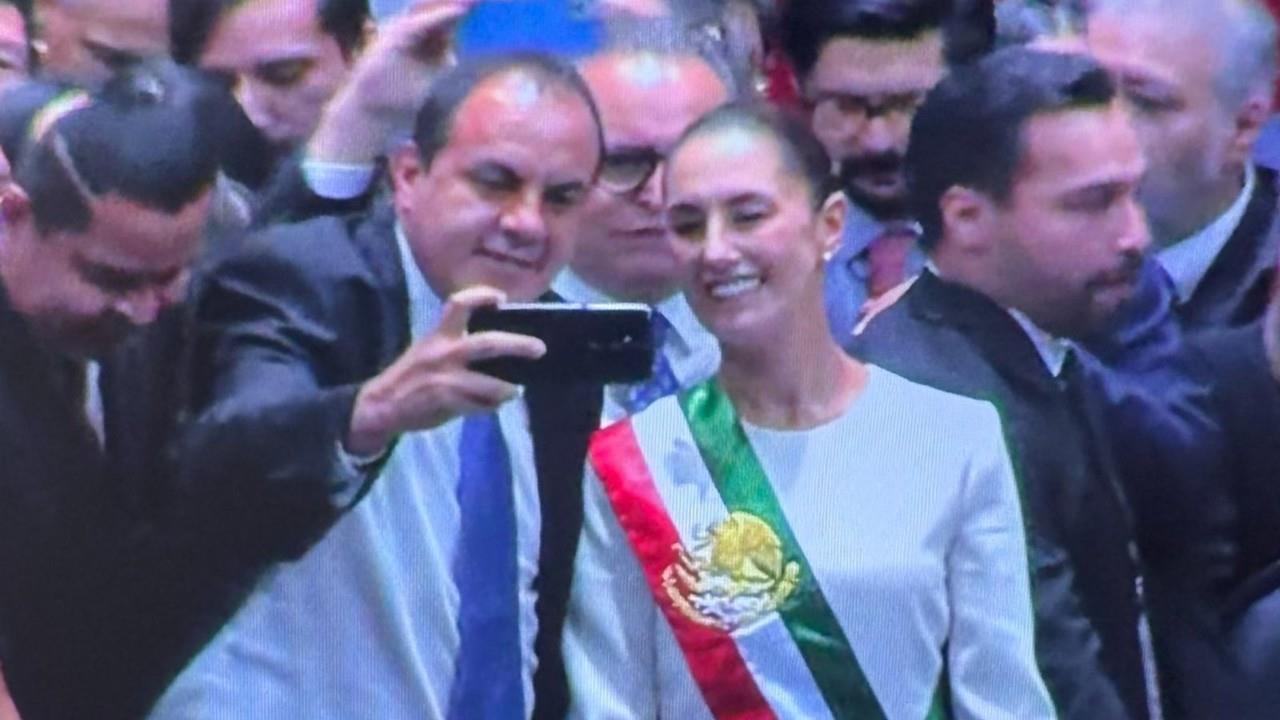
[
  {"left": 852, "top": 48, "right": 1163, "bottom": 719},
  {"left": 0, "top": 61, "right": 248, "bottom": 720},
  {"left": 151, "top": 54, "right": 606, "bottom": 719},
  {"left": 1086, "top": 0, "right": 1279, "bottom": 330}
]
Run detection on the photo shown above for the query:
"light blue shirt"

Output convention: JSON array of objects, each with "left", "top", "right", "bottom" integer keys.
[
  {"left": 1157, "top": 164, "right": 1256, "bottom": 305},
  {"left": 824, "top": 202, "right": 927, "bottom": 343},
  {"left": 150, "top": 228, "right": 543, "bottom": 720}
]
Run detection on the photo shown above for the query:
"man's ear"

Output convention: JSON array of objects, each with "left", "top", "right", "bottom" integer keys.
[
  {"left": 818, "top": 190, "right": 847, "bottom": 262},
  {"left": 1229, "top": 91, "right": 1272, "bottom": 166},
  {"left": 938, "top": 184, "right": 995, "bottom": 255},
  {"left": 0, "top": 182, "right": 31, "bottom": 229},
  {"left": 389, "top": 143, "right": 426, "bottom": 214}
]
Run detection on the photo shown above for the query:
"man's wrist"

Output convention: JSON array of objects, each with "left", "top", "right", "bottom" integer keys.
[{"left": 345, "top": 381, "right": 398, "bottom": 457}]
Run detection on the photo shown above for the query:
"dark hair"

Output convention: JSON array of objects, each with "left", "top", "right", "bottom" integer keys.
[
  {"left": 169, "top": 0, "right": 368, "bottom": 65},
  {"left": 782, "top": 0, "right": 955, "bottom": 80},
  {"left": 668, "top": 101, "right": 837, "bottom": 207},
  {"left": 16, "top": 58, "right": 232, "bottom": 235},
  {"left": 411, "top": 53, "right": 605, "bottom": 172},
  {"left": 906, "top": 46, "right": 1115, "bottom": 247},
  {"left": 0, "top": 78, "right": 72, "bottom": 166}
]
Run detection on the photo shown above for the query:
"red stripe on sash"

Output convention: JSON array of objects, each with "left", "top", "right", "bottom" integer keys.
[{"left": 590, "top": 420, "right": 777, "bottom": 720}]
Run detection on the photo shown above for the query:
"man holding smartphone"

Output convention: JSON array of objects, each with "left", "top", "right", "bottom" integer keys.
[{"left": 151, "top": 54, "right": 604, "bottom": 720}]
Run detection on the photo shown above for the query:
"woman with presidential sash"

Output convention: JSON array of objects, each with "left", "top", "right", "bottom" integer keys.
[{"left": 563, "top": 104, "right": 1054, "bottom": 720}]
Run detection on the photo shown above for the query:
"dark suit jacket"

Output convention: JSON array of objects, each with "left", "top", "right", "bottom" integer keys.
[
  {"left": 850, "top": 271, "right": 1153, "bottom": 720},
  {"left": 0, "top": 288, "right": 250, "bottom": 720},
  {"left": 1177, "top": 322, "right": 1280, "bottom": 718},
  {"left": 181, "top": 201, "right": 601, "bottom": 719},
  {"left": 1178, "top": 165, "right": 1280, "bottom": 330},
  {"left": 1192, "top": 323, "right": 1280, "bottom": 600}
]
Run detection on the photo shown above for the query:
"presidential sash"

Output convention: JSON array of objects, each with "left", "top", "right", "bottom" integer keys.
[{"left": 589, "top": 380, "right": 950, "bottom": 720}]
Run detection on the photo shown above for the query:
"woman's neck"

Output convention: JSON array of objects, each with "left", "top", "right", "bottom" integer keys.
[{"left": 718, "top": 310, "right": 868, "bottom": 430}]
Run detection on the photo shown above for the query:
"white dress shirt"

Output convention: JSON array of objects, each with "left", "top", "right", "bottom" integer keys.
[
  {"left": 150, "top": 228, "right": 543, "bottom": 720},
  {"left": 1157, "top": 164, "right": 1256, "bottom": 305}
]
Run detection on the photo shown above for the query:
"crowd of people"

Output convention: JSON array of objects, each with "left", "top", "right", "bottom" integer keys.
[{"left": 0, "top": 0, "right": 1278, "bottom": 719}]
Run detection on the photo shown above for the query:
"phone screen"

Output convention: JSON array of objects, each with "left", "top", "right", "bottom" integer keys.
[{"left": 455, "top": 0, "right": 602, "bottom": 60}]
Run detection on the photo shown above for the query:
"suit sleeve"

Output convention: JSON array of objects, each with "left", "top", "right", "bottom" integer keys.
[
  {"left": 564, "top": 463, "right": 660, "bottom": 720},
  {"left": 946, "top": 405, "right": 1057, "bottom": 720},
  {"left": 173, "top": 225, "right": 392, "bottom": 564}
]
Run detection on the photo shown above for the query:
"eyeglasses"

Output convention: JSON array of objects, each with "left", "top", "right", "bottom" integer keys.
[
  {"left": 597, "top": 147, "right": 666, "bottom": 195},
  {"left": 807, "top": 90, "right": 928, "bottom": 129}
]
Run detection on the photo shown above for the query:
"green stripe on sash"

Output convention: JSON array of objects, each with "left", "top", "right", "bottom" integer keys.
[
  {"left": 681, "top": 380, "right": 952, "bottom": 720},
  {"left": 681, "top": 381, "right": 886, "bottom": 720}
]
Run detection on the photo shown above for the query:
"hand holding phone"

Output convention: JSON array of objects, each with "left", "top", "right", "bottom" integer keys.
[
  {"left": 466, "top": 303, "right": 654, "bottom": 385},
  {"left": 344, "top": 287, "right": 545, "bottom": 455}
]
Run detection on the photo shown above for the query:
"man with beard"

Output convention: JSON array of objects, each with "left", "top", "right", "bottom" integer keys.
[
  {"left": 853, "top": 48, "right": 1163, "bottom": 719},
  {"left": 0, "top": 61, "right": 245, "bottom": 720},
  {"left": 783, "top": 0, "right": 976, "bottom": 341}
]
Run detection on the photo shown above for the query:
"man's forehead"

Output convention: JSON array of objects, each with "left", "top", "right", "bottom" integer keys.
[
  {"left": 587, "top": 51, "right": 720, "bottom": 92},
  {"left": 201, "top": 0, "right": 325, "bottom": 66},
  {"left": 1086, "top": 10, "right": 1214, "bottom": 87},
  {"left": 808, "top": 31, "right": 945, "bottom": 93},
  {"left": 1018, "top": 104, "right": 1142, "bottom": 186},
  {"left": 73, "top": 0, "right": 168, "bottom": 35},
  {"left": 451, "top": 70, "right": 589, "bottom": 142},
  {"left": 443, "top": 69, "right": 597, "bottom": 168}
]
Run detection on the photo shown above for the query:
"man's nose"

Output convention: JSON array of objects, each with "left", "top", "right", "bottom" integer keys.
[
  {"left": 235, "top": 78, "right": 278, "bottom": 138},
  {"left": 1118, "top": 196, "right": 1151, "bottom": 256},
  {"left": 858, "top": 115, "right": 899, "bottom": 157},
  {"left": 499, "top": 187, "right": 548, "bottom": 243}
]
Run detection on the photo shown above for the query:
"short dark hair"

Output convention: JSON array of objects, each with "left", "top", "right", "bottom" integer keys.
[
  {"left": 906, "top": 46, "right": 1115, "bottom": 247},
  {"left": 169, "top": 0, "right": 368, "bottom": 65},
  {"left": 411, "top": 53, "right": 605, "bottom": 172},
  {"left": 668, "top": 101, "right": 837, "bottom": 207},
  {"left": 16, "top": 58, "right": 232, "bottom": 235},
  {"left": 782, "top": 0, "right": 958, "bottom": 81}
]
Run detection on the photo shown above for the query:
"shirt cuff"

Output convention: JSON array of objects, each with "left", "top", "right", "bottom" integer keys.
[
  {"left": 332, "top": 440, "right": 386, "bottom": 507},
  {"left": 301, "top": 159, "right": 377, "bottom": 200}
]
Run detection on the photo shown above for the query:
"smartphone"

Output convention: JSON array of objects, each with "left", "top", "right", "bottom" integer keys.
[
  {"left": 454, "top": 0, "right": 601, "bottom": 60},
  {"left": 466, "top": 303, "right": 654, "bottom": 385}
]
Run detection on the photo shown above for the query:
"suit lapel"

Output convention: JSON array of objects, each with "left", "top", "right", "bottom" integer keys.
[
  {"left": 1183, "top": 166, "right": 1280, "bottom": 327},
  {"left": 906, "top": 271, "right": 1059, "bottom": 396}
]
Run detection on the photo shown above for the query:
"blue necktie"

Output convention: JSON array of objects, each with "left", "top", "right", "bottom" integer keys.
[
  {"left": 626, "top": 312, "right": 681, "bottom": 414},
  {"left": 447, "top": 412, "right": 523, "bottom": 719}
]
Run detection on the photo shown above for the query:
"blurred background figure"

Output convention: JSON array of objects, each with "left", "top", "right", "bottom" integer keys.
[
  {"left": 31, "top": 0, "right": 167, "bottom": 83},
  {"left": 0, "top": 0, "right": 30, "bottom": 90}
]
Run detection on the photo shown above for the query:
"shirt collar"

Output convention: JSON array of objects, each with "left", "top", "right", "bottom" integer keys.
[
  {"left": 925, "top": 260, "right": 1072, "bottom": 377},
  {"left": 395, "top": 223, "right": 443, "bottom": 341},
  {"left": 1157, "top": 163, "right": 1256, "bottom": 304},
  {"left": 1006, "top": 308, "right": 1073, "bottom": 377}
]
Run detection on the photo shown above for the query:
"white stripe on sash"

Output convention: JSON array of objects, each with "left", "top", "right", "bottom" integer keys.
[{"left": 630, "top": 400, "right": 835, "bottom": 720}]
